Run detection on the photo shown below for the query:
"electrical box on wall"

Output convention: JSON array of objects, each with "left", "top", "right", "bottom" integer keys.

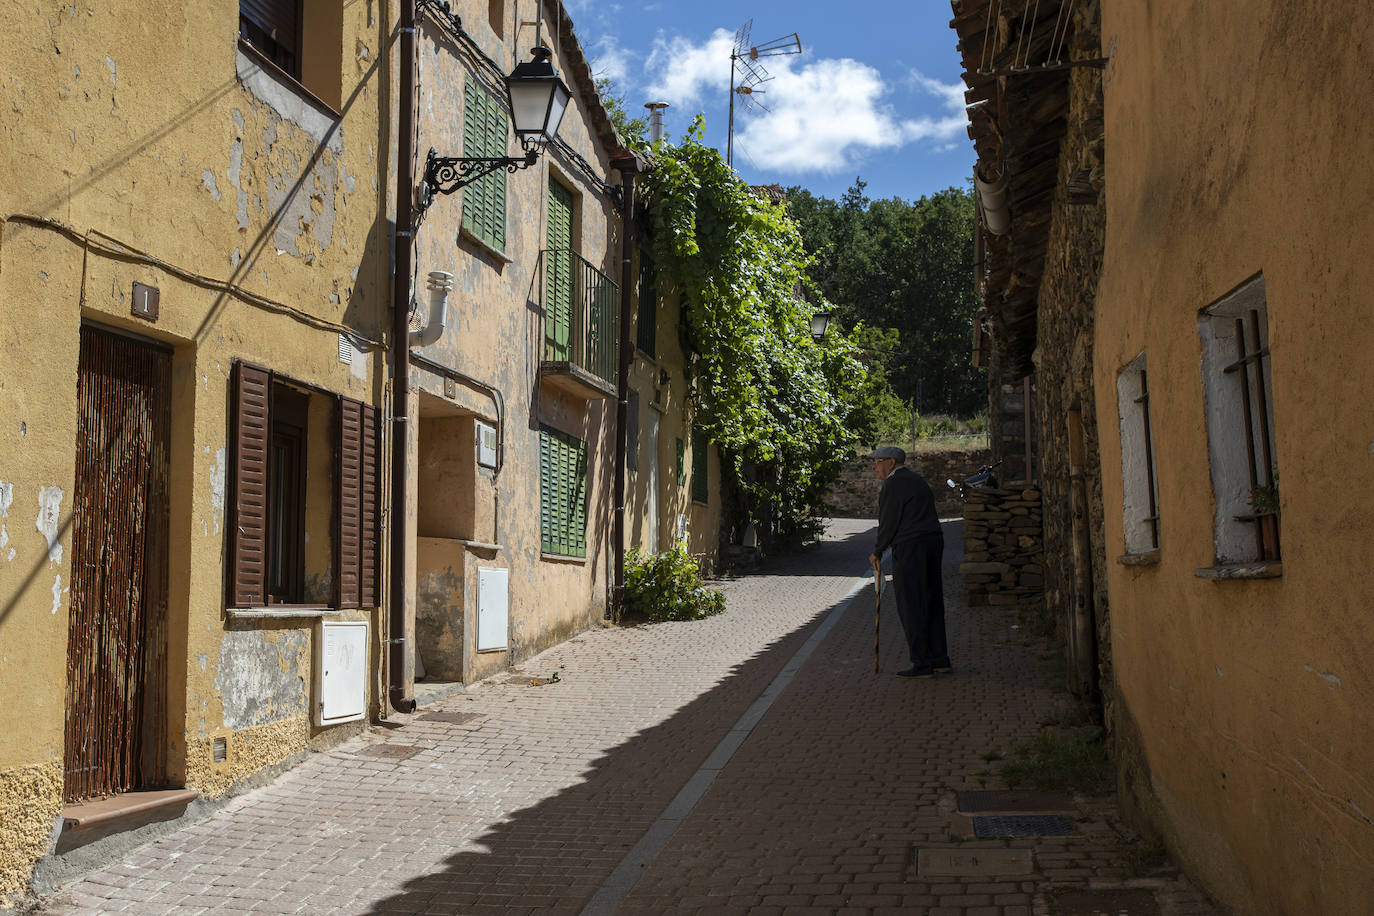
[
  {"left": 476, "top": 421, "right": 498, "bottom": 468},
  {"left": 316, "top": 619, "right": 368, "bottom": 725},
  {"left": 476, "top": 567, "right": 509, "bottom": 651}
]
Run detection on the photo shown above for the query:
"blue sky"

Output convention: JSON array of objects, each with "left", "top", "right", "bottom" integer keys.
[{"left": 563, "top": 0, "right": 975, "bottom": 204}]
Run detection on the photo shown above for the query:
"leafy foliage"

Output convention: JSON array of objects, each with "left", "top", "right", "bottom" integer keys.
[
  {"left": 624, "top": 545, "right": 725, "bottom": 621},
  {"left": 642, "top": 119, "right": 868, "bottom": 543},
  {"left": 786, "top": 179, "right": 986, "bottom": 418},
  {"left": 596, "top": 77, "right": 648, "bottom": 150}
]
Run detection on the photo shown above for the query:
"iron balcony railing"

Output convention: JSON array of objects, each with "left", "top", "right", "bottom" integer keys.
[{"left": 543, "top": 248, "right": 619, "bottom": 386}]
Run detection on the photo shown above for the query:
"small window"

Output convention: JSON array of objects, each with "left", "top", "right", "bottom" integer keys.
[
  {"left": 1116, "top": 353, "right": 1160, "bottom": 556},
  {"left": 239, "top": 0, "right": 343, "bottom": 109},
  {"left": 228, "top": 362, "right": 380, "bottom": 608},
  {"left": 539, "top": 426, "right": 588, "bottom": 558},
  {"left": 240, "top": 0, "right": 300, "bottom": 78},
  {"left": 1198, "top": 274, "right": 1279, "bottom": 565},
  {"left": 462, "top": 78, "right": 509, "bottom": 252},
  {"left": 691, "top": 429, "right": 709, "bottom": 504},
  {"left": 487, "top": 0, "right": 504, "bottom": 38}
]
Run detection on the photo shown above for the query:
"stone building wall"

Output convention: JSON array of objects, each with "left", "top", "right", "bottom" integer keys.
[
  {"left": 960, "top": 487, "right": 1044, "bottom": 607},
  {"left": 825, "top": 447, "right": 992, "bottom": 520}
]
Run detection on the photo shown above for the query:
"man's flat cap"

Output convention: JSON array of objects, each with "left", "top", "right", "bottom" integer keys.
[{"left": 866, "top": 446, "right": 906, "bottom": 462}]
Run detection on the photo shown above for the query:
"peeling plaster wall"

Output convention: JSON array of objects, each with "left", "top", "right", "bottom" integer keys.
[
  {"left": 1096, "top": 1, "right": 1374, "bottom": 911},
  {"left": 0, "top": 0, "right": 393, "bottom": 897},
  {"left": 405, "top": 1, "right": 626, "bottom": 686}
]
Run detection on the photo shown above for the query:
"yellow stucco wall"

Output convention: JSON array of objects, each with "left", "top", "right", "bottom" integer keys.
[
  {"left": 0, "top": 0, "right": 392, "bottom": 899},
  {"left": 1096, "top": 2, "right": 1374, "bottom": 911},
  {"left": 405, "top": 1, "right": 622, "bottom": 686}
]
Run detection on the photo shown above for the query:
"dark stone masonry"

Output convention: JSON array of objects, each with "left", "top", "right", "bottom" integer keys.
[
  {"left": 960, "top": 485, "right": 1045, "bottom": 607},
  {"left": 825, "top": 447, "right": 993, "bottom": 521}
]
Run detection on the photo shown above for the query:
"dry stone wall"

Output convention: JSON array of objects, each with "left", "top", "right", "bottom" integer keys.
[
  {"left": 961, "top": 486, "right": 1044, "bottom": 607},
  {"left": 825, "top": 447, "right": 992, "bottom": 520}
]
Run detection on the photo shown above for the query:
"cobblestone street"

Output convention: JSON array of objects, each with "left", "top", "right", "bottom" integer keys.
[{"left": 34, "top": 519, "right": 1215, "bottom": 915}]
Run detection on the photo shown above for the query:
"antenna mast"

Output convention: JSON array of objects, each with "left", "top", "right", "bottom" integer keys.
[{"left": 727, "top": 20, "right": 802, "bottom": 168}]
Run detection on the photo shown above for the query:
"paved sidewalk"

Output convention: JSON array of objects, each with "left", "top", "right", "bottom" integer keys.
[{"left": 33, "top": 519, "right": 1216, "bottom": 915}]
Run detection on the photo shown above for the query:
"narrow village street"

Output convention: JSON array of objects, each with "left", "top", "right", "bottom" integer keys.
[{"left": 32, "top": 520, "right": 1215, "bottom": 916}]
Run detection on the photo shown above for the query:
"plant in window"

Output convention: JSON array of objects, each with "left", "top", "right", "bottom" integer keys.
[{"left": 1249, "top": 477, "right": 1279, "bottom": 516}]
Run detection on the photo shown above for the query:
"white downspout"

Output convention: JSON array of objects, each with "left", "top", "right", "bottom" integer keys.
[
  {"left": 409, "top": 270, "right": 453, "bottom": 348},
  {"left": 974, "top": 167, "right": 1011, "bottom": 236}
]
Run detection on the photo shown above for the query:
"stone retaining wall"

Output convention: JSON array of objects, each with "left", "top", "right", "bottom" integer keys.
[
  {"left": 825, "top": 447, "right": 992, "bottom": 520},
  {"left": 961, "top": 486, "right": 1044, "bottom": 606}
]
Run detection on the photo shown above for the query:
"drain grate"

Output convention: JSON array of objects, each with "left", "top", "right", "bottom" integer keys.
[
  {"left": 419, "top": 711, "right": 484, "bottom": 725},
  {"left": 972, "top": 814, "right": 1075, "bottom": 837},
  {"left": 358, "top": 744, "right": 425, "bottom": 760},
  {"left": 957, "top": 789, "right": 1075, "bottom": 814}
]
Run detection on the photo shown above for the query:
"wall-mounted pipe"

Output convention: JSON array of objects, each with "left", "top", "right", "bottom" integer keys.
[
  {"left": 388, "top": 0, "right": 418, "bottom": 716},
  {"left": 974, "top": 166, "right": 1011, "bottom": 236},
  {"left": 409, "top": 270, "right": 453, "bottom": 348}
]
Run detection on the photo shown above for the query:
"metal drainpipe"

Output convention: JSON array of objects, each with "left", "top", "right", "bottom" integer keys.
[
  {"left": 388, "top": 0, "right": 418, "bottom": 714},
  {"left": 610, "top": 152, "right": 646, "bottom": 612}
]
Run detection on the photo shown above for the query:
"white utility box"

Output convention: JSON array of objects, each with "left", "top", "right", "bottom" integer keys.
[
  {"left": 316, "top": 619, "right": 368, "bottom": 725},
  {"left": 476, "top": 567, "right": 509, "bottom": 651},
  {"left": 476, "top": 421, "right": 498, "bottom": 468}
]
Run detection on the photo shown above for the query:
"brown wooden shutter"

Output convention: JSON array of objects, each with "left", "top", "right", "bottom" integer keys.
[
  {"left": 337, "top": 397, "right": 363, "bottom": 607},
  {"left": 229, "top": 362, "right": 271, "bottom": 607},
  {"left": 359, "top": 404, "right": 380, "bottom": 606}
]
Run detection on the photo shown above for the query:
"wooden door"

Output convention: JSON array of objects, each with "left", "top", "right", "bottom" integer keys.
[{"left": 65, "top": 326, "right": 172, "bottom": 802}]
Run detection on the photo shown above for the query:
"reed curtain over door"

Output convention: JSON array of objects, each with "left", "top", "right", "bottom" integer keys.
[{"left": 65, "top": 326, "right": 172, "bottom": 803}]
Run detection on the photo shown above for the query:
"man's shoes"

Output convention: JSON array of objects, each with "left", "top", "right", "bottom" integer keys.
[
  {"left": 932, "top": 658, "right": 953, "bottom": 674},
  {"left": 896, "top": 666, "right": 934, "bottom": 679}
]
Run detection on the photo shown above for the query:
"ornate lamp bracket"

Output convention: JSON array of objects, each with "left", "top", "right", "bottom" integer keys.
[{"left": 417, "top": 141, "right": 542, "bottom": 215}]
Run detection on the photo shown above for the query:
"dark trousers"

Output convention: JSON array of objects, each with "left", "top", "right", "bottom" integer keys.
[{"left": 890, "top": 532, "right": 949, "bottom": 668}]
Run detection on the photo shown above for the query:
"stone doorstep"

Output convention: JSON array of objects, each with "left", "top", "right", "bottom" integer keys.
[{"left": 60, "top": 788, "right": 200, "bottom": 831}]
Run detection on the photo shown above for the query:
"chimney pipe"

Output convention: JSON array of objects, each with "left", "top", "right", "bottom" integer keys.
[
  {"left": 409, "top": 270, "right": 453, "bottom": 348},
  {"left": 645, "top": 101, "right": 669, "bottom": 144}
]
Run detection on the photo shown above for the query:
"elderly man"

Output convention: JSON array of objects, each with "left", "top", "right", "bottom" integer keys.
[{"left": 868, "top": 446, "right": 951, "bottom": 678}]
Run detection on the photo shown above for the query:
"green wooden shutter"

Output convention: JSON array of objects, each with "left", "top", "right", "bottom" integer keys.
[
  {"left": 636, "top": 251, "right": 657, "bottom": 357},
  {"left": 539, "top": 426, "right": 588, "bottom": 558},
  {"left": 675, "top": 437, "right": 685, "bottom": 486},
  {"left": 691, "top": 429, "right": 709, "bottom": 504},
  {"left": 462, "top": 80, "right": 507, "bottom": 251},
  {"left": 546, "top": 181, "right": 574, "bottom": 361}
]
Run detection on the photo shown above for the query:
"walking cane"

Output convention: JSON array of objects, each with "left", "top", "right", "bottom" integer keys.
[{"left": 874, "top": 557, "right": 881, "bottom": 673}]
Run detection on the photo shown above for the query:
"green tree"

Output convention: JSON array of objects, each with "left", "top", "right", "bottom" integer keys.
[
  {"left": 643, "top": 119, "right": 867, "bottom": 547},
  {"left": 786, "top": 181, "right": 985, "bottom": 418},
  {"left": 596, "top": 77, "right": 648, "bottom": 151}
]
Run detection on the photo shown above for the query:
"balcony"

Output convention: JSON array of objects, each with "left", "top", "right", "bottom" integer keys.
[{"left": 540, "top": 249, "right": 619, "bottom": 400}]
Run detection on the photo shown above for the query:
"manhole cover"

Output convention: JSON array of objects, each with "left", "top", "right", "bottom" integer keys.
[
  {"left": 505, "top": 675, "right": 544, "bottom": 685},
  {"left": 972, "top": 815, "right": 1075, "bottom": 837},
  {"left": 957, "top": 790, "right": 1075, "bottom": 814},
  {"left": 916, "top": 847, "right": 1033, "bottom": 876},
  {"left": 419, "top": 711, "right": 484, "bottom": 725},
  {"left": 1051, "top": 888, "right": 1160, "bottom": 915},
  {"left": 358, "top": 744, "right": 425, "bottom": 760}
]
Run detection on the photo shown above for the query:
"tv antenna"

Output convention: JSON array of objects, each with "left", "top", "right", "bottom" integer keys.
[{"left": 727, "top": 20, "right": 802, "bottom": 168}]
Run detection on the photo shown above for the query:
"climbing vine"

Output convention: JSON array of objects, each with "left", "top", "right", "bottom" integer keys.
[{"left": 642, "top": 119, "right": 868, "bottom": 543}]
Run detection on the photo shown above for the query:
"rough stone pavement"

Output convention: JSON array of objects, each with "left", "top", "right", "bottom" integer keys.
[{"left": 33, "top": 519, "right": 1217, "bottom": 915}]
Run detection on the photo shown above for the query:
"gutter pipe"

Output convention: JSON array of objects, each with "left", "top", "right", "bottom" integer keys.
[
  {"left": 610, "top": 150, "right": 648, "bottom": 612},
  {"left": 974, "top": 165, "right": 1010, "bottom": 236},
  {"left": 388, "top": 0, "right": 418, "bottom": 714}
]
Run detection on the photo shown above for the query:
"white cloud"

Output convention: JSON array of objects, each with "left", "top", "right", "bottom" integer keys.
[
  {"left": 636, "top": 30, "right": 969, "bottom": 175},
  {"left": 645, "top": 28, "right": 737, "bottom": 110},
  {"left": 589, "top": 35, "right": 633, "bottom": 87}
]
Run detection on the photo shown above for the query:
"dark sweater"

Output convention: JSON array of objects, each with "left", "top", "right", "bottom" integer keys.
[{"left": 874, "top": 465, "right": 941, "bottom": 554}]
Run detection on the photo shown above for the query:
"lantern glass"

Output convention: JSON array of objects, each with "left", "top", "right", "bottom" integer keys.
[
  {"left": 506, "top": 48, "right": 571, "bottom": 143},
  {"left": 810, "top": 312, "right": 833, "bottom": 341}
]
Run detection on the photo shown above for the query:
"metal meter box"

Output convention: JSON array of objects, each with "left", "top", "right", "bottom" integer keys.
[
  {"left": 476, "top": 421, "right": 498, "bottom": 468},
  {"left": 476, "top": 567, "right": 509, "bottom": 651},
  {"left": 315, "top": 619, "right": 368, "bottom": 725}
]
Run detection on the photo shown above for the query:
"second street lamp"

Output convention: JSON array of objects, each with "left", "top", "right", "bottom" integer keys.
[{"left": 418, "top": 45, "right": 570, "bottom": 214}]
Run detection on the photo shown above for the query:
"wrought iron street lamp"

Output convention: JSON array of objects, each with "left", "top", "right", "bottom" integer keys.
[{"left": 418, "top": 46, "right": 570, "bottom": 212}]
